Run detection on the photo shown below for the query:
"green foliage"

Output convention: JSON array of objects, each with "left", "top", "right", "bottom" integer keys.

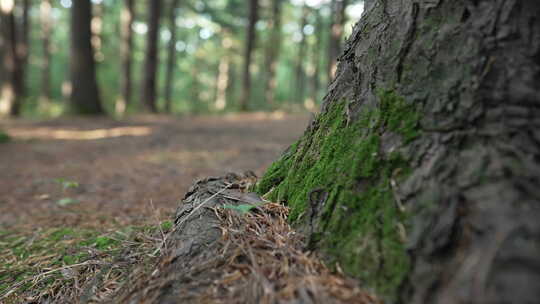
[
  {"left": 257, "top": 91, "right": 421, "bottom": 298},
  {"left": 0, "top": 131, "right": 10, "bottom": 143}
]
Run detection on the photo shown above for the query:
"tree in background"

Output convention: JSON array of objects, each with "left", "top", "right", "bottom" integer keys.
[
  {"left": 40, "top": 0, "right": 53, "bottom": 106},
  {"left": 310, "top": 8, "right": 323, "bottom": 104},
  {"left": 327, "top": 0, "right": 348, "bottom": 81},
  {"left": 263, "top": 0, "right": 283, "bottom": 109},
  {"left": 18, "top": 0, "right": 30, "bottom": 100},
  {"left": 164, "top": 0, "right": 180, "bottom": 113},
  {"left": 214, "top": 31, "right": 233, "bottom": 111},
  {"left": 140, "top": 0, "right": 162, "bottom": 113},
  {"left": 0, "top": 0, "right": 23, "bottom": 116},
  {"left": 70, "top": 0, "right": 103, "bottom": 115},
  {"left": 239, "top": 0, "right": 259, "bottom": 111},
  {"left": 116, "top": 0, "right": 134, "bottom": 115},
  {"left": 294, "top": 3, "right": 309, "bottom": 105}
]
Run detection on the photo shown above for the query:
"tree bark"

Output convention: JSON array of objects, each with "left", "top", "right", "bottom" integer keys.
[
  {"left": 238, "top": 0, "right": 259, "bottom": 112},
  {"left": 258, "top": 0, "right": 540, "bottom": 303},
  {"left": 70, "top": 0, "right": 104, "bottom": 115},
  {"left": 40, "top": 0, "right": 52, "bottom": 105},
  {"left": 294, "top": 4, "right": 309, "bottom": 105},
  {"left": 140, "top": 0, "right": 162, "bottom": 113},
  {"left": 0, "top": 0, "right": 23, "bottom": 117},
  {"left": 327, "top": 0, "right": 348, "bottom": 82},
  {"left": 263, "top": 0, "right": 282, "bottom": 109},
  {"left": 163, "top": 0, "right": 180, "bottom": 113},
  {"left": 116, "top": 0, "right": 134, "bottom": 115}
]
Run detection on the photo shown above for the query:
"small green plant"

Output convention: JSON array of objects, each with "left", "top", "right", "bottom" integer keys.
[
  {"left": 160, "top": 220, "right": 173, "bottom": 231},
  {"left": 54, "top": 178, "right": 80, "bottom": 206},
  {"left": 222, "top": 204, "right": 258, "bottom": 215},
  {"left": 56, "top": 198, "right": 79, "bottom": 206},
  {"left": 55, "top": 178, "right": 80, "bottom": 190}
]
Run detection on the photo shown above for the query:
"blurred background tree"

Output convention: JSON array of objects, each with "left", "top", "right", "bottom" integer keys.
[{"left": 0, "top": 0, "right": 364, "bottom": 118}]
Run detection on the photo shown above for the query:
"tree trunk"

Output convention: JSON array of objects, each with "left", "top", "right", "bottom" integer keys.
[
  {"left": 257, "top": 0, "right": 540, "bottom": 303},
  {"left": 18, "top": 0, "right": 30, "bottom": 100},
  {"left": 163, "top": 0, "right": 180, "bottom": 113},
  {"left": 91, "top": 1, "right": 104, "bottom": 62},
  {"left": 263, "top": 0, "right": 282, "bottom": 109},
  {"left": 0, "top": 0, "right": 23, "bottom": 117},
  {"left": 70, "top": 0, "right": 104, "bottom": 115},
  {"left": 214, "top": 33, "right": 232, "bottom": 111},
  {"left": 310, "top": 9, "right": 323, "bottom": 105},
  {"left": 327, "top": 0, "right": 348, "bottom": 82},
  {"left": 294, "top": 4, "right": 309, "bottom": 105},
  {"left": 238, "top": 0, "right": 259, "bottom": 112},
  {"left": 116, "top": 0, "right": 134, "bottom": 115},
  {"left": 140, "top": 0, "right": 161, "bottom": 113},
  {"left": 40, "top": 0, "right": 52, "bottom": 105}
]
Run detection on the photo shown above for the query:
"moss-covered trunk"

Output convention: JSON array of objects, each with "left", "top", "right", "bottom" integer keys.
[{"left": 258, "top": 0, "right": 540, "bottom": 302}]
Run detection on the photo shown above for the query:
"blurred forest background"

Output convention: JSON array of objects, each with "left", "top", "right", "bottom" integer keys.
[{"left": 0, "top": 0, "right": 364, "bottom": 118}]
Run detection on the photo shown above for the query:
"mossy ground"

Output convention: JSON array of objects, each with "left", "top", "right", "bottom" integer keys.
[
  {"left": 257, "top": 90, "right": 420, "bottom": 299},
  {"left": 0, "top": 221, "right": 173, "bottom": 303}
]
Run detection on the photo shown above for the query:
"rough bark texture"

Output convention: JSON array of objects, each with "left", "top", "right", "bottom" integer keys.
[
  {"left": 258, "top": 0, "right": 540, "bottom": 303},
  {"left": 140, "top": 0, "right": 162, "bottom": 113},
  {"left": 116, "top": 0, "right": 134, "bottom": 115},
  {"left": 117, "top": 173, "right": 263, "bottom": 303},
  {"left": 239, "top": 0, "right": 259, "bottom": 111},
  {"left": 164, "top": 0, "right": 180, "bottom": 113},
  {"left": 70, "top": 0, "right": 103, "bottom": 115}
]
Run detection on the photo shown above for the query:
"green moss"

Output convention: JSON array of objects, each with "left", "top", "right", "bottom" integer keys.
[{"left": 257, "top": 91, "right": 420, "bottom": 299}]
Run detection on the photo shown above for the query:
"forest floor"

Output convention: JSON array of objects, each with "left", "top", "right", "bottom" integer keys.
[
  {"left": 0, "top": 113, "right": 308, "bottom": 231},
  {"left": 0, "top": 114, "right": 382, "bottom": 303}
]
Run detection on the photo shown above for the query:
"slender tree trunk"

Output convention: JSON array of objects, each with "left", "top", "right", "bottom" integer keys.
[
  {"left": 263, "top": 0, "right": 282, "bottom": 109},
  {"left": 163, "top": 0, "right": 180, "bottom": 113},
  {"left": 0, "top": 0, "right": 23, "bottom": 117},
  {"left": 17, "top": 0, "right": 30, "bottom": 100},
  {"left": 327, "top": 0, "right": 348, "bottom": 82},
  {"left": 70, "top": 0, "right": 103, "bottom": 115},
  {"left": 239, "top": 0, "right": 259, "bottom": 111},
  {"left": 311, "top": 9, "right": 323, "bottom": 104},
  {"left": 215, "top": 34, "right": 232, "bottom": 111},
  {"left": 116, "top": 0, "right": 134, "bottom": 115},
  {"left": 140, "top": 0, "right": 161, "bottom": 113},
  {"left": 40, "top": 0, "right": 52, "bottom": 105},
  {"left": 91, "top": 1, "right": 104, "bottom": 62},
  {"left": 294, "top": 4, "right": 309, "bottom": 105}
]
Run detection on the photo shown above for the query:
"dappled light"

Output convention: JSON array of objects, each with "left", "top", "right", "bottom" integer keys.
[{"left": 6, "top": 125, "right": 153, "bottom": 140}]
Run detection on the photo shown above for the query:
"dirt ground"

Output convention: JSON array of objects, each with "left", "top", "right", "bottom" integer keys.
[{"left": 0, "top": 113, "right": 309, "bottom": 230}]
